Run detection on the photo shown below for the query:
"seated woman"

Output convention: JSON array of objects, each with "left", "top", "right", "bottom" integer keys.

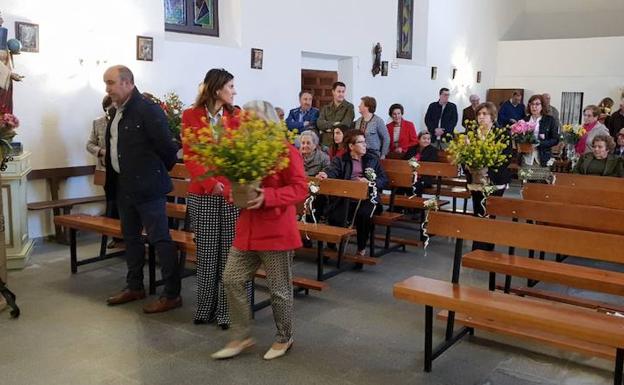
[
  {"left": 386, "top": 103, "right": 418, "bottom": 158},
  {"left": 299, "top": 131, "right": 330, "bottom": 177},
  {"left": 401, "top": 131, "right": 439, "bottom": 195},
  {"left": 573, "top": 135, "right": 623, "bottom": 177},
  {"left": 328, "top": 124, "right": 349, "bottom": 159},
  {"left": 317, "top": 130, "right": 387, "bottom": 256},
  {"left": 615, "top": 128, "right": 624, "bottom": 158}
]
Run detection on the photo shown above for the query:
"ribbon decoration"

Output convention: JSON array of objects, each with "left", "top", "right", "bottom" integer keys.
[
  {"left": 364, "top": 167, "right": 378, "bottom": 218},
  {"left": 407, "top": 157, "right": 420, "bottom": 199},
  {"left": 421, "top": 197, "right": 439, "bottom": 255},
  {"left": 300, "top": 181, "right": 320, "bottom": 239}
]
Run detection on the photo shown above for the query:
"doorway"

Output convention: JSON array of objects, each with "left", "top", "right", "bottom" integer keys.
[{"left": 301, "top": 69, "right": 338, "bottom": 109}]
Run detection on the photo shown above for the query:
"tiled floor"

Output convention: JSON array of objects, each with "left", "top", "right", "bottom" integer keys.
[{"left": 0, "top": 205, "right": 619, "bottom": 384}]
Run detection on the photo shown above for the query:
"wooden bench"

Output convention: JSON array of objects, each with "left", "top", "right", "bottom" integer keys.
[
  {"left": 394, "top": 275, "right": 624, "bottom": 383},
  {"left": 28, "top": 165, "right": 106, "bottom": 243},
  {"left": 553, "top": 172, "right": 624, "bottom": 191},
  {"left": 411, "top": 211, "right": 624, "bottom": 375},
  {"left": 523, "top": 183, "right": 624, "bottom": 210}
]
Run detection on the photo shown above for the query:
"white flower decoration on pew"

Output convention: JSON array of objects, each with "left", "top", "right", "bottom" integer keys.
[
  {"left": 407, "top": 157, "right": 420, "bottom": 198},
  {"left": 364, "top": 167, "right": 378, "bottom": 217},
  {"left": 300, "top": 181, "right": 321, "bottom": 239},
  {"left": 421, "top": 197, "right": 439, "bottom": 255}
]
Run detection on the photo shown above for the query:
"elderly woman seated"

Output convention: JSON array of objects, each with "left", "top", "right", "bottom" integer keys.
[
  {"left": 573, "top": 134, "right": 624, "bottom": 177},
  {"left": 317, "top": 130, "right": 387, "bottom": 256},
  {"left": 299, "top": 131, "right": 330, "bottom": 177}
]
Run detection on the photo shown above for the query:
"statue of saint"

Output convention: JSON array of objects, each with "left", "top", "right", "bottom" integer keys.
[{"left": 0, "top": 12, "right": 24, "bottom": 114}]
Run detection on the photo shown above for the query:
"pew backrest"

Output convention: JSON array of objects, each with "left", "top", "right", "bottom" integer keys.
[
  {"left": 522, "top": 183, "right": 624, "bottom": 210},
  {"left": 553, "top": 173, "right": 624, "bottom": 191},
  {"left": 381, "top": 159, "right": 458, "bottom": 188}
]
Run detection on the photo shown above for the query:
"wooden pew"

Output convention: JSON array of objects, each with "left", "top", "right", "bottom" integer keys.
[
  {"left": 523, "top": 183, "right": 624, "bottom": 210},
  {"left": 394, "top": 211, "right": 624, "bottom": 383},
  {"left": 299, "top": 177, "right": 381, "bottom": 280},
  {"left": 553, "top": 172, "right": 624, "bottom": 191},
  {"left": 27, "top": 165, "right": 106, "bottom": 243}
]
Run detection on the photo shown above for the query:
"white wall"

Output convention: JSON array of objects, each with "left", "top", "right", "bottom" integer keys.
[
  {"left": 495, "top": 36, "right": 624, "bottom": 114},
  {"left": 5, "top": 0, "right": 523, "bottom": 238}
]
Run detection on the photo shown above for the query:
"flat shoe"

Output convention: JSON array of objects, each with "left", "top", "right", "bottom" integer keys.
[
  {"left": 211, "top": 339, "right": 255, "bottom": 360},
  {"left": 263, "top": 339, "right": 293, "bottom": 360}
]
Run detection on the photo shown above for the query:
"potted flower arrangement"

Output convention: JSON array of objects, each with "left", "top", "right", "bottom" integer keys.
[
  {"left": 510, "top": 120, "right": 537, "bottom": 154},
  {"left": 560, "top": 123, "right": 586, "bottom": 166},
  {"left": 145, "top": 92, "right": 184, "bottom": 145},
  {"left": 446, "top": 124, "right": 509, "bottom": 189},
  {"left": 0, "top": 112, "right": 18, "bottom": 163},
  {"left": 182, "top": 111, "right": 294, "bottom": 208}
]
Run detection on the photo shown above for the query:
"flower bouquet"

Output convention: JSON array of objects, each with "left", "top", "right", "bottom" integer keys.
[
  {"left": 446, "top": 126, "right": 509, "bottom": 189},
  {"left": 510, "top": 120, "right": 538, "bottom": 153},
  {"left": 146, "top": 92, "right": 184, "bottom": 143},
  {"left": 182, "top": 111, "right": 293, "bottom": 208},
  {"left": 0, "top": 113, "right": 19, "bottom": 168},
  {"left": 560, "top": 124, "right": 586, "bottom": 166}
]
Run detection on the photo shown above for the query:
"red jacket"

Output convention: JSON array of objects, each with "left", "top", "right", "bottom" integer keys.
[
  {"left": 386, "top": 119, "right": 418, "bottom": 153},
  {"left": 233, "top": 144, "right": 308, "bottom": 251},
  {"left": 182, "top": 106, "right": 236, "bottom": 197}
]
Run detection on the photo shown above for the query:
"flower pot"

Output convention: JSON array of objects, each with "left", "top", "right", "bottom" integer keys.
[
  {"left": 231, "top": 180, "right": 261, "bottom": 209},
  {"left": 517, "top": 142, "right": 534, "bottom": 154},
  {"left": 468, "top": 167, "right": 489, "bottom": 190}
]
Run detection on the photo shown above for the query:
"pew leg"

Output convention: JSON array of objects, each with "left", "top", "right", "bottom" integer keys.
[
  {"left": 424, "top": 305, "right": 433, "bottom": 372},
  {"left": 99, "top": 235, "right": 108, "bottom": 259},
  {"left": 452, "top": 197, "right": 457, "bottom": 213},
  {"left": 462, "top": 198, "right": 468, "bottom": 214},
  {"left": 614, "top": 348, "right": 623, "bottom": 385},
  {"left": 369, "top": 223, "right": 375, "bottom": 258},
  {"left": 70, "top": 228, "right": 77, "bottom": 274},
  {"left": 504, "top": 275, "right": 512, "bottom": 293},
  {"left": 488, "top": 272, "right": 496, "bottom": 291},
  {"left": 316, "top": 241, "right": 324, "bottom": 281}
]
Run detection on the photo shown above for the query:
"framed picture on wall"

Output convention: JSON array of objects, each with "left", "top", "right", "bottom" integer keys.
[
  {"left": 396, "top": 0, "right": 413, "bottom": 59},
  {"left": 136, "top": 36, "right": 154, "bottom": 61},
  {"left": 251, "top": 48, "right": 263, "bottom": 70},
  {"left": 164, "top": 0, "right": 219, "bottom": 36},
  {"left": 15, "top": 22, "right": 39, "bottom": 53}
]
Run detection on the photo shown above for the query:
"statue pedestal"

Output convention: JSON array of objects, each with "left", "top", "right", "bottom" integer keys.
[{"left": 1, "top": 151, "right": 33, "bottom": 269}]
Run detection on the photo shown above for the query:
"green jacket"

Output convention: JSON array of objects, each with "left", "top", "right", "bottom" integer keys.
[
  {"left": 317, "top": 101, "right": 355, "bottom": 133},
  {"left": 573, "top": 153, "right": 624, "bottom": 177}
]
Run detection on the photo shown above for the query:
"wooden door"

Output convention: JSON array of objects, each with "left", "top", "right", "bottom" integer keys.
[
  {"left": 487, "top": 88, "right": 524, "bottom": 108},
  {"left": 301, "top": 69, "right": 338, "bottom": 109}
]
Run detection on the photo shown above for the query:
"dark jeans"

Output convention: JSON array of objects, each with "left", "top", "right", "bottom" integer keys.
[
  {"left": 470, "top": 188, "right": 505, "bottom": 251},
  {"left": 117, "top": 196, "right": 180, "bottom": 298}
]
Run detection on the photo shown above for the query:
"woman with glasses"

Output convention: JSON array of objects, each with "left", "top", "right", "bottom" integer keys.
[
  {"left": 317, "top": 130, "right": 387, "bottom": 256},
  {"left": 522, "top": 94, "right": 559, "bottom": 166},
  {"left": 576, "top": 105, "right": 610, "bottom": 155}
]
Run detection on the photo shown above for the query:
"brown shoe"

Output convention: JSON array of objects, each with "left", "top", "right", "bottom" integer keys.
[
  {"left": 106, "top": 289, "right": 146, "bottom": 306},
  {"left": 142, "top": 296, "right": 182, "bottom": 314}
]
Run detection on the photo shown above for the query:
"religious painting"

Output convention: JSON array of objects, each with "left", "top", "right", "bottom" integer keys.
[
  {"left": 164, "top": 0, "right": 219, "bottom": 36},
  {"left": 251, "top": 48, "right": 263, "bottom": 70},
  {"left": 431, "top": 66, "right": 437, "bottom": 80},
  {"left": 396, "top": 0, "right": 413, "bottom": 59},
  {"left": 15, "top": 22, "right": 38, "bottom": 53},
  {"left": 136, "top": 36, "right": 153, "bottom": 62},
  {"left": 476, "top": 71, "right": 482, "bottom": 83}
]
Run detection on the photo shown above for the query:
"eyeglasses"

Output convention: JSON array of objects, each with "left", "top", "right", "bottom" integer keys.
[
  {"left": 530, "top": 102, "right": 541, "bottom": 106},
  {"left": 354, "top": 140, "right": 366, "bottom": 145}
]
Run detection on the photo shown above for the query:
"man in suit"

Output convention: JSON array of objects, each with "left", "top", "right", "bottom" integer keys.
[
  {"left": 462, "top": 94, "right": 480, "bottom": 129},
  {"left": 102, "top": 65, "right": 181, "bottom": 313},
  {"left": 317, "top": 82, "right": 355, "bottom": 147},
  {"left": 424, "top": 87, "right": 458, "bottom": 149}
]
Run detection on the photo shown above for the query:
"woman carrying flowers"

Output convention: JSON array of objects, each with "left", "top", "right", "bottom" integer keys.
[
  {"left": 182, "top": 68, "right": 239, "bottom": 328},
  {"left": 317, "top": 130, "right": 388, "bottom": 256},
  {"left": 521, "top": 94, "right": 559, "bottom": 166},
  {"left": 211, "top": 100, "right": 308, "bottom": 361}
]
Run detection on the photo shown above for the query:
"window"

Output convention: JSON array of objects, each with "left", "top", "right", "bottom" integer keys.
[
  {"left": 560, "top": 92, "right": 584, "bottom": 125},
  {"left": 164, "top": 0, "right": 219, "bottom": 36}
]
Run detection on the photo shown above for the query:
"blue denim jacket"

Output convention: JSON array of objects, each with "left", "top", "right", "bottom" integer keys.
[{"left": 286, "top": 107, "right": 319, "bottom": 132}]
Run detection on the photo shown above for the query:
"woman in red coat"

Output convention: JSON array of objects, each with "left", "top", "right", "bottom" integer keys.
[
  {"left": 212, "top": 100, "right": 308, "bottom": 361},
  {"left": 182, "top": 68, "right": 239, "bottom": 328},
  {"left": 386, "top": 103, "right": 418, "bottom": 156}
]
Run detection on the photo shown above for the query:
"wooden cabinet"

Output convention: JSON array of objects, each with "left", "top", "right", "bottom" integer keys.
[{"left": 487, "top": 88, "right": 524, "bottom": 108}]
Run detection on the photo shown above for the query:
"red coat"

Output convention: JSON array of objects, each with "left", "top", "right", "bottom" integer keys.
[
  {"left": 182, "top": 106, "right": 236, "bottom": 197},
  {"left": 386, "top": 119, "right": 418, "bottom": 153},
  {"left": 233, "top": 144, "right": 308, "bottom": 251}
]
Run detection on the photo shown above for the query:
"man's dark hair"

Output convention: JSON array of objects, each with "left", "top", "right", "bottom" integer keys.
[
  {"left": 332, "top": 81, "right": 346, "bottom": 90},
  {"left": 439, "top": 87, "right": 450, "bottom": 95},
  {"left": 299, "top": 90, "right": 313, "bottom": 98}
]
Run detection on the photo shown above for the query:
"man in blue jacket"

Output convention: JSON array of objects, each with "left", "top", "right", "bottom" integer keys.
[
  {"left": 285, "top": 90, "right": 319, "bottom": 133},
  {"left": 424, "top": 88, "right": 458, "bottom": 149},
  {"left": 498, "top": 90, "right": 525, "bottom": 127},
  {"left": 102, "top": 65, "right": 181, "bottom": 313}
]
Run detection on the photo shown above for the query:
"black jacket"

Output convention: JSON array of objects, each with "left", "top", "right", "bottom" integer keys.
[
  {"left": 424, "top": 102, "right": 458, "bottom": 138},
  {"left": 465, "top": 127, "right": 513, "bottom": 186},
  {"left": 104, "top": 87, "right": 178, "bottom": 203},
  {"left": 523, "top": 114, "right": 559, "bottom": 166}
]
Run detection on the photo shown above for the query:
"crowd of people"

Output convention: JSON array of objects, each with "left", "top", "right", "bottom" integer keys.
[{"left": 86, "top": 65, "right": 624, "bottom": 362}]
